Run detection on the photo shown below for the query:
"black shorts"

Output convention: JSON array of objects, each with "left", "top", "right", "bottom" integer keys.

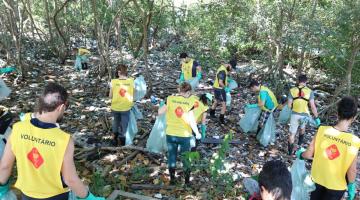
[
  {"left": 214, "top": 88, "right": 226, "bottom": 102},
  {"left": 310, "top": 183, "right": 345, "bottom": 200},
  {"left": 22, "top": 192, "right": 69, "bottom": 200}
]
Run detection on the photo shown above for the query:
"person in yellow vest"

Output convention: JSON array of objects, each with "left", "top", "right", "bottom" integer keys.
[
  {"left": 192, "top": 93, "right": 210, "bottom": 140},
  {"left": 297, "top": 96, "right": 359, "bottom": 200},
  {"left": 209, "top": 60, "right": 234, "bottom": 124},
  {"left": 73, "top": 47, "right": 91, "bottom": 71},
  {"left": 109, "top": 64, "right": 134, "bottom": 146},
  {"left": 179, "top": 53, "right": 202, "bottom": 83},
  {"left": 158, "top": 82, "right": 201, "bottom": 184},
  {"left": 248, "top": 80, "right": 279, "bottom": 132},
  {"left": 287, "top": 74, "right": 320, "bottom": 155},
  {"left": 0, "top": 83, "right": 104, "bottom": 200},
  {"left": 20, "top": 112, "right": 38, "bottom": 121}
]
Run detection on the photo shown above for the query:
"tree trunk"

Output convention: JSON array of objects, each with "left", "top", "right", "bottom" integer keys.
[{"left": 43, "top": 0, "right": 53, "bottom": 42}]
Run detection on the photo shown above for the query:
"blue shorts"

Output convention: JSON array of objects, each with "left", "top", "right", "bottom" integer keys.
[{"left": 214, "top": 88, "right": 226, "bottom": 102}]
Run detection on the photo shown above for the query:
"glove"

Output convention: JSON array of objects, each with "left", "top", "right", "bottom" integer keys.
[
  {"left": 19, "top": 112, "right": 25, "bottom": 121},
  {"left": 0, "top": 181, "right": 10, "bottom": 197},
  {"left": 227, "top": 78, "right": 233, "bottom": 84},
  {"left": 201, "top": 124, "right": 207, "bottom": 139},
  {"left": 77, "top": 192, "right": 105, "bottom": 200},
  {"left": 0, "top": 66, "right": 16, "bottom": 74},
  {"left": 224, "top": 87, "right": 231, "bottom": 93},
  {"left": 246, "top": 104, "right": 258, "bottom": 109},
  {"left": 347, "top": 182, "right": 356, "bottom": 200},
  {"left": 196, "top": 72, "right": 202, "bottom": 79},
  {"left": 179, "top": 73, "right": 185, "bottom": 82},
  {"left": 295, "top": 148, "right": 306, "bottom": 160},
  {"left": 315, "top": 118, "right": 321, "bottom": 127},
  {"left": 159, "top": 100, "right": 165, "bottom": 108}
]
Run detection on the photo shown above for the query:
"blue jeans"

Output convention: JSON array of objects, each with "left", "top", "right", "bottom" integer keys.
[
  {"left": 166, "top": 135, "right": 191, "bottom": 170},
  {"left": 112, "top": 110, "right": 130, "bottom": 137}
]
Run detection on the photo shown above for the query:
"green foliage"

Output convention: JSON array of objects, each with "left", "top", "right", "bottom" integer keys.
[{"left": 89, "top": 171, "right": 107, "bottom": 196}]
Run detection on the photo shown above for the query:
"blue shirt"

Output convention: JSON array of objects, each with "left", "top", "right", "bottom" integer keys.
[{"left": 259, "top": 91, "right": 275, "bottom": 110}]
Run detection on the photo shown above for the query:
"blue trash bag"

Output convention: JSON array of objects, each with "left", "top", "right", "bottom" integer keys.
[
  {"left": 146, "top": 114, "right": 167, "bottom": 153},
  {"left": 0, "top": 139, "right": 5, "bottom": 159},
  {"left": 74, "top": 56, "right": 82, "bottom": 71},
  {"left": 68, "top": 191, "right": 76, "bottom": 200},
  {"left": 228, "top": 79, "right": 238, "bottom": 91},
  {"left": 134, "top": 75, "right": 147, "bottom": 101},
  {"left": 0, "top": 66, "right": 16, "bottom": 74},
  {"left": 300, "top": 116, "right": 317, "bottom": 128},
  {"left": 257, "top": 113, "right": 276, "bottom": 147},
  {"left": 125, "top": 108, "right": 139, "bottom": 145},
  {"left": 291, "top": 159, "right": 316, "bottom": 200},
  {"left": 0, "top": 78, "right": 11, "bottom": 101},
  {"left": 239, "top": 107, "right": 261, "bottom": 134},
  {"left": 226, "top": 92, "right": 231, "bottom": 107},
  {"left": 188, "top": 77, "right": 200, "bottom": 91},
  {"left": 133, "top": 105, "right": 143, "bottom": 120},
  {"left": 279, "top": 105, "right": 291, "bottom": 124}
]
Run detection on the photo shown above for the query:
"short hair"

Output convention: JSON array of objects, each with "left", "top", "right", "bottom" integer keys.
[
  {"left": 179, "top": 82, "right": 192, "bottom": 93},
  {"left": 258, "top": 160, "right": 292, "bottom": 200},
  {"left": 229, "top": 59, "right": 237, "bottom": 69},
  {"left": 38, "top": 83, "right": 68, "bottom": 114},
  {"left": 199, "top": 93, "right": 208, "bottom": 106},
  {"left": 117, "top": 64, "right": 128, "bottom": 76},
  {"left": 179, "top": 53, "right": 188, "bottom": 59},
  {"left": 298, "top": 74, "right": 308, "bottom": 83},
  {"left": 338, "top": 96, "right": 358, "bottom": 120},
  {"left": 249, "top": 79, "right": 260, "bottom": 88}
]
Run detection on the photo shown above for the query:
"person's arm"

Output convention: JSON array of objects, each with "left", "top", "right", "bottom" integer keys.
[
  {"left": 201, "top": 112, "right": 207, "bottom": 125},
  {"left": 158, "top": 105, "right": 167, "bottom": 115},
  {"left": 109, "top": 84, "right": 113, "bottom": 99},
  {"left": 309, "top": 99, "right": 319, "bottom": 118},
  {"left": 187, "top": 110, "right": 200, "bottom": 138},
  {"left": 61, "top": 138, "right": 88, "bottom": 198},
  {"left": 218, "top": 71, "right": 226, "bottom": 88},
  {"left": 287, "top": 92, "right": 293, "bottom": 108},
  {"left": 0, "top": 138, "right": 15, "bottom": 184},
  {"left": 301, "top": 136, "right": 316, "bottom": 160},
  {"left": 258, "top": 91, "right": 266, "bottom": 107},
  {"left": 347, "top": 156, "right": 358, "bottom": 183}
]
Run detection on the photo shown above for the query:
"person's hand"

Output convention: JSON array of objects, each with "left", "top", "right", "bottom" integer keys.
[
  {"left": 224, "top": 87, "right": 231, "bottom": 93},
  {"left": 246, "top": 104, "right": 258, "bottom": 109},
  {"left": 295, "top": 148, "right": 306, "bottom": 160},
  {"left": 347, "top": 182, "right": 356, "bottom": 200},
  {"left": 0, "top": 181, "right": 10, "bottom": 197},
  {"left": 315, "top": 118, "right": 321, "bottom": 127},
  {"left": 179, "top": 73, "right": 185, "bottom": 82},
  {"left": 201, "top": 124, "right": 207, "bottom": 139},
  {"left": 196, "top": 72, "right": 202, "bottom": 79},
  {"left": 195, "top": 132, "right": 202, "bottom": 140},
  {"left": 76, "top": 192, "right": 105, "bottom": 200}
]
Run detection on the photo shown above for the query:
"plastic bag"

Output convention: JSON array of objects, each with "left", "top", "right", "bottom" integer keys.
[
  {"left": 0, "top": 78, "right": 11, "bottom": 101},
  {"left": 291, "top": 159, "right": 315, "bottom": 200},
  {"left": 239, "top": 107, "right": 261, "bottom": 133},
  {"left": 257, "top": 113, "right": 276, "bottom": 147},
  {"left": 0, "top": 190, "right": 17, "bottom": 200},
  {"left": 278, "top": 105, "right": 291, "bottom": 124},
  {"left": 133, "top": 105, "right": 143, "bottom": 120},
  {"left": 74, "top": 56, "right": 82, "bottom": 70},
  {"left": 190, "top": 136, "right": 196, "bottom": 148},
  {"left": 188, "top": 77, "right": 199, "bottom": 91},
  {"left": 146, "top": 114, "right": 167, "bottom": 153},
  {"left": 228, "top": 79, "right": 238, "bottom": 91},
  {"left": 226, "top": 92, "right": 231, "bottom": 107},
  {"left": 0, "top": 139, "right": 5, "bottom": 159},
  {"left": 125, "top": 108, "right": 139, "bottom": 145},
  {"left": 134, "top": 75, "right": 147, "bottom": 101},
  {"left": 243, "top": 177, "right": 260, "bottom": 196}
]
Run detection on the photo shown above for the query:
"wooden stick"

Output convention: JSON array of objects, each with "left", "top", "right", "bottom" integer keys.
[
  {"left": 107, "top": 190, "right": 158, "bottom": 200},
  {"left": 130, "top": 184, "right": 176, "bottom": 190}
]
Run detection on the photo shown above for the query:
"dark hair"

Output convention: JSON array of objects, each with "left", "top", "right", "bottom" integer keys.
[
  {"left": 338, "top": 96, "right": 358, "bottom": 120},
  {"left": 249, "top": 79, "right": 260, "bottom": 88},
  {"left": 258, "top": 160, "right": 292, "bottom": 200},
  {"left": 117, "top": 64, "right": 128, "bottom": 76},
  {"left": 298, "top": 74, "right": 308, "bottom": 83},
  {"left": 179, "top": 52, "right": 188, "bottom": 59},
  {"left": 38, "top": 83, "right": 68, "bottom": 114},
  {"left": 179, "top": 82, "right": 192, "bottom": 93},
  {"left": 229, "top": 59, "right": 237, "bottom": 69},
  {"left": 199, "top": 94, "right": 208, "bottom": 106}
]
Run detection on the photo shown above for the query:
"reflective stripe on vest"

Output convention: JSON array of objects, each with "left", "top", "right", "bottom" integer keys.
[
  {"left": 290, "top": 86, "right": 311, "bottom": 114},
  {"left": 111, "top": 78, "right": 134, "bottom": 112},
  {"left": 166, "top": 95, "right": 195, "bottom": 137},
  {"left": 182, "top": 59, "right": 195, "bottom": 81},
  {"left": 257, "top": 86, "right": 278, "bottom": 112},
  {"left": 213, "top": 65, "right": 228, "bottom": 89},
  {"left": 10, "top": 121, "right": 70, "bottom": 198},
  {"left": 311, "top": 126, "right": 360, "bottom": 190}
]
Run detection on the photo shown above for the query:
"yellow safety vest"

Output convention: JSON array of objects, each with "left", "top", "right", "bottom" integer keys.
[
  {"left": 166, "top": 95, "right": 195, "bottom": 137},
  {"left": 111, "top": 78, "right": 134, "bottom": 112},
  {"left": 78, "top": 48, "right": 90, "bottom": 56},
  {"left": 311, "top": 126, "right": 360, "bottom": 190},
  {"left": 22, "top": 112, "right": 34, "bottom": 121},
  {"left": 10, "top": 120, "right": 70, "bottom": 198},
  {"left": 181, "top": 59, "right": 195, "bottom": 81},
  {"left": 213, "top": 65, "right": 228, "bottom": 89},
  {"left": 258, "top": 86, "right": 278, "bottom": 112},
  {"left": 190, "top": 95, "right": 209, "bottom": 123},
  {"left": 290, "top": 86, "right": 312, "bottom": 114}
]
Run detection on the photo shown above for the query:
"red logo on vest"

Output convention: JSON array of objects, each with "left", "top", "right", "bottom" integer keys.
[
  {"left": 175, "top": 106, "right": 184, "bottom": 118},
  {"left": 27, "top": 147, "right": 44, "bottom": 169},
  {"left": 194, "top": 101, "right": 199, "bottom": 108},
  {"left": 119, "top": 88, "right": 126, "bottom": 97},
  {"left": 326, "top": 144, "right": 340, "bottom": 160}
]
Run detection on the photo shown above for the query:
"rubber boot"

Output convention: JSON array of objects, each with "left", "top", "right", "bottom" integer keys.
[
  {"left": 209, "top": 109, "right": 216, "bottom": 118},
  {"left": 219, "top": 114, "right": 225, "bottom": 124},
  {"left": 111, "top": 132, "right": 119, "bottom": 146},
  {"left": 169, "top": 168, "right": 176, "bottom": 185},
  {"left": 119, "top": 135, "right": 126, "bottom": 146},
  {"left": 184, "top": 170, "right": 191, "bottom": 184},
  {"left": 298, "top": 134, "right": 304, "bottom": 146},
  {"left": 288, "top": 142, "right": 294, "bottom": 155}
]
